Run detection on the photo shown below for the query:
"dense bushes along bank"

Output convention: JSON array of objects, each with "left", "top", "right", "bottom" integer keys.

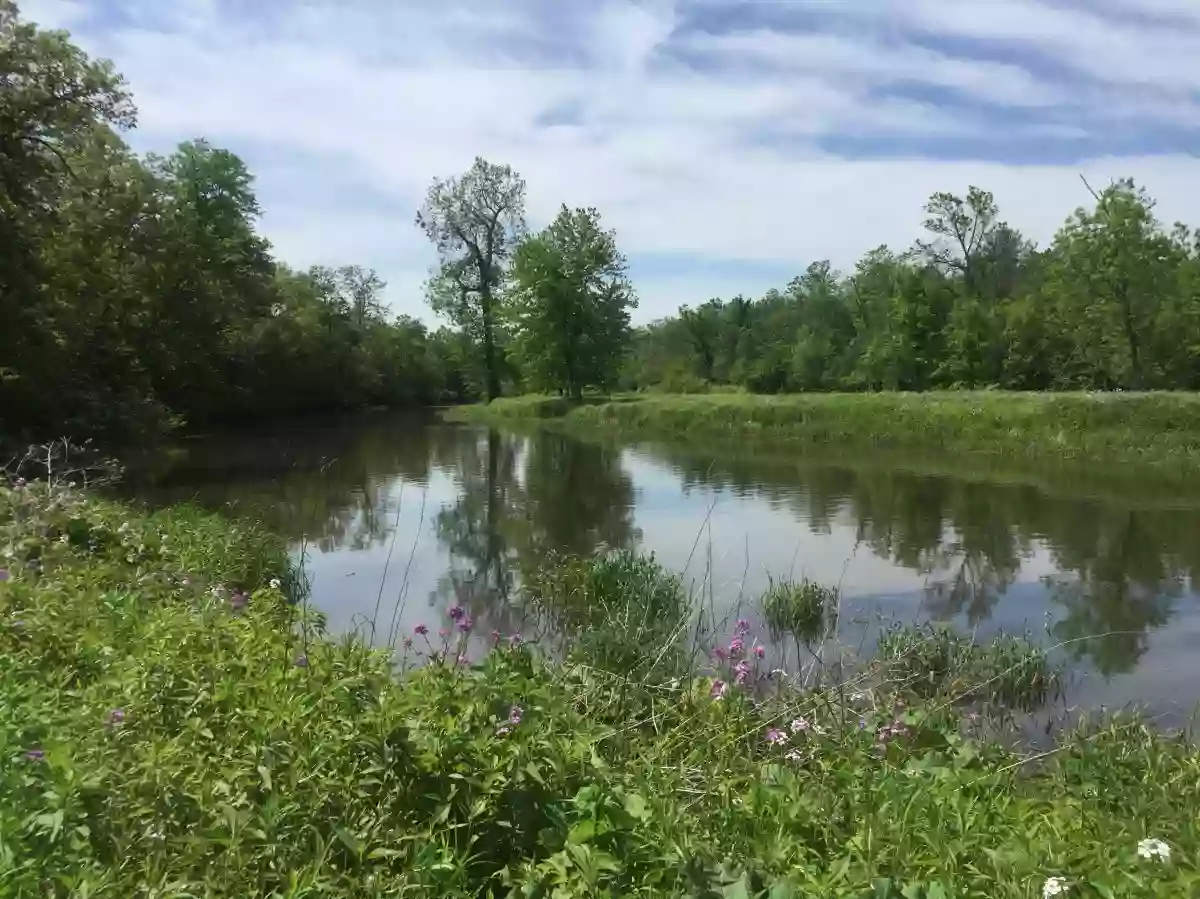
[
  {"left": 445, "top": 391, "right": 1200, "bottom": 474},
  {"left": 3, "top": 482, "right": 1199, "bottom": 896}
]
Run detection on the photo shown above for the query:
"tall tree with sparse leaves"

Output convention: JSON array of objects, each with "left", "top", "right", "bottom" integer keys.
[{"left": 417, "top": 157, "right": 526, "bottom": 401}]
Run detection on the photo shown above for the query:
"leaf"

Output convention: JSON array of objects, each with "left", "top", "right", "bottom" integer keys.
[
  {"left": 256, "top": 765, "right": 272, "bottom": 792},
  {"left": 925, "top": 881, "right": 948, "bottom": 899},
  {"left": 334, "top": 827, "right": 364, "bottom": 856},
  {"left": 768, "top": 880, "right": 797, "bottom": 899},
  {"left": 567, "top": 820, "right": 596, "bottom": 845},
  {"left": 622, "top": 792, "right": 650, "bottom": 822},
  {"left": 368, "top": 848, "right": 405, "bottom": 859},
  {"left": 721, "top": 872, "right": 751, "bottom": 899}
]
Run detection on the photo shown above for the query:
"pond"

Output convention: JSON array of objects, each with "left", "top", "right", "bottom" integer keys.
[{"left": 124, "top": 410, "right": 1200, "bottom": 723}]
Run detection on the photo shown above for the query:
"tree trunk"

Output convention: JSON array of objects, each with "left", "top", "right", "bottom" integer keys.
[
  {"left": 1116, "top": 277, "right": 1143, "bottom": 389},
  {"left": 480, "top": 285, "right": 500, "bottom": 401}
]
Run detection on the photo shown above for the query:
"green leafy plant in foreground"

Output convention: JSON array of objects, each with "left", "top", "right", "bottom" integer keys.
[{"left": 2, "top": 483, "right": 1199, "bottom": 897}]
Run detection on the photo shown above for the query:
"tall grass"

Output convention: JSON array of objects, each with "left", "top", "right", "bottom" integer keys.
[
  {"left": 446, "top": 391, "right": 1200, "bottom": 474},
  {"left": 3, "top": 482, "right": 1200, "bottom": 896}
]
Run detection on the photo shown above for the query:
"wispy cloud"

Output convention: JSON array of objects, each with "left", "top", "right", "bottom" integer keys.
[{"left": 18, "top": 0, "right": 1200, "bottom": 320}]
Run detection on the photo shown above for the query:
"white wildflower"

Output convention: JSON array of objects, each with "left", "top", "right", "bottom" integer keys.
[
  {"left": 1042, "top": 876, "right": 1068, "bottom": 898},
  {"left": 849, "top": 690, "right": 869, "bottom": 702},
  {"left": 1137, "top": 838, "right": 1170, "bottom": 861},
  {"left": 790, "top": 717, "right": 810, "bottom": 734},
  {"left": 269, "top": 578, "right": 281, "bottom": 590}
]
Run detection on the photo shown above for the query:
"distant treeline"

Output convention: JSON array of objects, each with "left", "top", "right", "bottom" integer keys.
[{"left": 623, "top": 182, "right": 1200, "bottom": 394}]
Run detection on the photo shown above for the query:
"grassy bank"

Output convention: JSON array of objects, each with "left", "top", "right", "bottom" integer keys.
[
  {"left": 445, "top": 392, "right": 1200, "bottom": 474},
  {"left": 3, "top": 483, "right": 1200, "bottom": 896}
]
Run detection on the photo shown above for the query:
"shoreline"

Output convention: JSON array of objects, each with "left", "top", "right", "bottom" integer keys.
[
  {"left": 4, "top": 480, "right": 1199, "bottom": 895},
  {"left": 444, "top": 391, "right": 1200, "bottom": 477}
]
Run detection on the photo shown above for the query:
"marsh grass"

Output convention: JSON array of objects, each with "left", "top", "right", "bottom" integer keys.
[
  {"left": 522, "top": 548, "right": 693, "bottom": 683},
  {"left": 762, "top": 577, "right": 838, "bottom": 644},
  {"left": 446, "top": 391, "right": 1200, "bottom": 475},
  {"left": 3, "top": 482, "right": 1200, "bottom": 897},
  {"left": 875, "top": 623, "right": 1061, "bottom": 711}
]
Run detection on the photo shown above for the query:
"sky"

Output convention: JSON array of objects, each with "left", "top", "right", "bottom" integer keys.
[{"left": 18, "top": 0, "right": 1200, "bottom": 324}]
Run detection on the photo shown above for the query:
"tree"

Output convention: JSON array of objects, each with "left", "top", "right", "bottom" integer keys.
[
  {"left": 509, "top": 205, "right": 635, "bottom": 399},
  {"left": 417, "top": 157, "right": 526, "bottom": 401},
  {"left": 1, "top": 0, "right": 140, "bottom": 438},
  {"left": 1044, "top": 179, "right": 1184, "bottom": 389}
]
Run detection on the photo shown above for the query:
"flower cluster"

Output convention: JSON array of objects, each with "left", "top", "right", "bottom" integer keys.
[
  {"left": 711, "top": 619, "right": 766, "bottom": 693},
  {"left": 496, "top": 705, "right": 523, "bottom": 736},
  {"left": 1042, "top": 876, "right": 1068, "bottom": 898},
  {"left": 874, "top": 716, "right": 911, "bottom": 750},
  {"left": 1136, "top": 837, "right": 1170, "bottom": 861}
]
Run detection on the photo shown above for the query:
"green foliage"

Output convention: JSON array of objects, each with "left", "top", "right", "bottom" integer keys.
[
  {"left": 418, "top": 157, "right": 528, "bottom": 401},
  {"left": 3, "top": 483, "right": 1200, "bottom": 896},
  {"left": 626, "top": 181, "right": 1200, "bottom": 397},
  {"left": 0, "top": 5, "right": 474, "bottom": 447},
  {"left": 762, "top": 577, "right": 837, "bottom": 644},
  {"left": 875, "top": 623, "right": 1059, "bottom": 711},
  {"left": 510, "top": 205, "right": 636, "bottom": 398}
]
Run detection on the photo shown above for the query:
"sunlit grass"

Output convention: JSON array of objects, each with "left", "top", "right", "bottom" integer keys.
[{"left": 447, "top": 391, "right": 1200, "bottom": 474}]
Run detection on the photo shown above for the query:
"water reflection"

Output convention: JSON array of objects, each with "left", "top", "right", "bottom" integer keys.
[
  {"left": 125, "top": 413, "right": 1200, "bottom": 712},
  {"left": 650, "top": 443, "right": 1200, "bottom": 678}
]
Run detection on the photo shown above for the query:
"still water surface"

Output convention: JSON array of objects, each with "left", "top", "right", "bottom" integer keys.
[{"left": 126, "top": 412, "right": 1200, "bottom": 720}]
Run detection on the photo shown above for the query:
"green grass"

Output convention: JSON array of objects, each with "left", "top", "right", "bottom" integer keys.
[
  {"left": 874, "top": 623, "right": 1061, "bottom": 712},
  {"left": 3, "top": 483, "right": 1200, "bottom": 897},
  {"left": 761, "top": 577, "right": 839, "bottom": 644},
  {"left": 445, "top": 391, "right": 1200, "bottom": 474}
]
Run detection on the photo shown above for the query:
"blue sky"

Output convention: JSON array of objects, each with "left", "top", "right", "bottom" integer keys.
[{"left": 19, "top": 0, "right": 1200, "bottom": 322}]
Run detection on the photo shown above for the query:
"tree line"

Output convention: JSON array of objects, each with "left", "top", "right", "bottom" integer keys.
[
  {"left": 7, "top": 0, "right": 1200, "bottom": 449},
  {"left": 411, "top": 159, "right": 1200, "bottom": 401},
  {"left": 624, "top": 183, "right": 1200, "bottom": 394},
  {"left": 1, "top": 2, "right": 477, "bottom": 445}
]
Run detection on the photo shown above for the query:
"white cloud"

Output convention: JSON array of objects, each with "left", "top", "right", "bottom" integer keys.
[
  {"left": 28, "top": 0, "right": 1200, "bottom": 322},
  {"left": 15, "top": 0, "right": 85, "bottom": 28}
]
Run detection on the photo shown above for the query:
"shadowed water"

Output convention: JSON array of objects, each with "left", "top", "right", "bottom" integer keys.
[{"left": 124, "top": 411, "right": 1200, "bottom": 721}]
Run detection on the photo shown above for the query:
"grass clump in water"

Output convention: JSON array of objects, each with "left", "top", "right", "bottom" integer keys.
[
  {"left": 522, "top": 548, "right": 691, "bottom": 681},
  {"left": 3, "top": 481, "right": 1199, "bottom": 897},
  {"left": 875, "top": 622, "right": 1060, "bottom": 710},
  {"left": 762, "top": 576, "right": 838, "bottom": 644}
]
